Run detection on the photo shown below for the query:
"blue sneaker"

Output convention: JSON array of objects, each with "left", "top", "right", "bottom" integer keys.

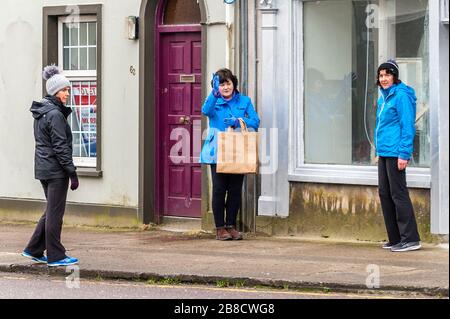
[
  {"left": 21, "top": 251, "right": 48, "bottom": 264},
  {"left": 47, "top": 256, "right": 79, "bottom": 267}
]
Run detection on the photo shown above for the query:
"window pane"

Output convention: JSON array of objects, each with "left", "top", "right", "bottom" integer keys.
[
  {"left": 303, "top": 0, "right": 429, "bottom": 167},
  {"left": 73, "top": 133, "right": 83, "bottom": 157},
  {"left": 69, "top": 82, "right": 80, "bottom": 107},
  {"left": 88, "top": 134, "right": 97, "bottom": 158},
  {"left": 304, "top": 0, "right": 354, "bottom": 165},
  {"left": 164, "top": 0, "right": 201, "bottom": 25},
  {"left": 63, "top": 48, "right": 70, "bottom": 70},
  {"left": 80, "top": 107, "right": 91, "bottom": 155},
  {"left": 70, "top": 48, "right": 79, "bottom": 70},
  {"left": 89, "top": 48, "right": 97, "bottom": 70},
  {"left": 63, "top": 24, "right": 70, "bottom": 46},
  {"left": 69, "top": 82, "right": 81, "bottom": 158},
  {"left": 80, "top": 48, "right": 88, "bottom": 70},
  {"left": 70, "top": 24, "right": 79, "bottom": 46},
  {"left": 80, "top": 23, "right": 88, "bottom": 46},
  {"left": 88, "top": 22, "right": 97, "bottom": 45}
]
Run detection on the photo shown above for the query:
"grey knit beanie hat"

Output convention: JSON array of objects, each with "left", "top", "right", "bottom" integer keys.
[{"left": 43, "top": 65, "right": 70, "bottom": 96}]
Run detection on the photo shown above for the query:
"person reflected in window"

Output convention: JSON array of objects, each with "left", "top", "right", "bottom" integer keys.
[
  {"left": 22, "top": 65, "right": 80, "bottom": 267},
  {"left": 200, "top": 69, "right": 260, "bottom": 240},
  {"left": 305, "top": 68, "right": 355, "bottom": 163},
  {"left": 375, "top": 59, "right": 421, "bottom": 252}
]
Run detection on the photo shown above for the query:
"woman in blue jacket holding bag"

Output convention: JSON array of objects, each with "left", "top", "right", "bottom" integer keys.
[
  {"left": 200, "top": 68, "right": 260, "bottom": 241},
  {"left": 375, "top": 59, "right": 421, "bottom": 252}
]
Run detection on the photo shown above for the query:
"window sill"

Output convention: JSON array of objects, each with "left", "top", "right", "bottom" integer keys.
[
  {"left": 76, "top": 167, "right": 103, "bottom": 178},
  {"left": 288, "top": 165, "right": 431, "bottom": 189}
]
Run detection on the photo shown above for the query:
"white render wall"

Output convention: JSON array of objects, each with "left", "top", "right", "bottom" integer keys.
[
  {"left": 204, "top": 1, "right": 228, "bottom": 87},
  {"left": 0, "top": 0, "right": 141, "bottom": 208},
  {"left": 0, "top": 1, "right": 47, "bottom": 201},
  {"left": 0, "top": 0, "right": 228, "bottom": 209}
]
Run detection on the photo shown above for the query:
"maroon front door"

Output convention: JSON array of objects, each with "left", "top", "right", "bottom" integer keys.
[{"left": 159, "top": 32, "right": 202, "bottom": 218}]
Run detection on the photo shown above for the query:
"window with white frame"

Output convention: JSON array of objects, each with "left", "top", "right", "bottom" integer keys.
[
  {"left": 289, "top": 0, "right": 431, "bottom": 188},
  {"left": 302, "top": 0, "right": 429, "bottom": 167},
  {"left": 58, "top": 16, "right": 97, "bottom": 168}
]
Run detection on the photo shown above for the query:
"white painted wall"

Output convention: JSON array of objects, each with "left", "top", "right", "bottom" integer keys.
[
  {"left": 0, "top": 1, "right": 45, "bottom": 201},
  {"left": 0, "top": 0, "right": 141, "bottom": 208},
  {"left": 204, "top": 0, "right": 228, "bottom": 82}
]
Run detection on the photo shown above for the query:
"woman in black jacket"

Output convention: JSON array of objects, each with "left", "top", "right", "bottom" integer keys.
[{"left": 22, "top": 65, "right": 79, "bottom": 267}]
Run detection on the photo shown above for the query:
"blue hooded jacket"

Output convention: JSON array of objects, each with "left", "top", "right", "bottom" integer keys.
[
  {"left": 374, "top": 82, "right": 417, "bottom": 160},
  {"left": 200, "top": 92, "right": 260, "bottom": 164}
]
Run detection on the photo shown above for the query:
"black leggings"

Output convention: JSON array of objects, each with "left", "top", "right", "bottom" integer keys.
[
  {"left": 25, "top": 178, "right": 69, "bottom": 262},
  {"left": 210, "top": 165, "right": 244, "bottom": 229},
  {"left": 378, "top": 157, "right": 420, "bottom": 244}
]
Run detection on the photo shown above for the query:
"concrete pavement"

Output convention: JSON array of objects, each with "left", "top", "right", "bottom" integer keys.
[{"left": 0, "top": 223, "right": 448, "bottom": 297}]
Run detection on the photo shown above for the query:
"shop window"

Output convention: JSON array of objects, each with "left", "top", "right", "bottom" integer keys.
[{"left": 303, "top": 0, "right": 429, "bottom": 168}]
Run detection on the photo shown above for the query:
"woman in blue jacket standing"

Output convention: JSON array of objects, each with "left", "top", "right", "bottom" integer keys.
[
  {"left": 375, "top": 59, "right": 421, "bottom": 252},
  {"left": 200, "top": 68, "right": 260, "bottom": 240}
]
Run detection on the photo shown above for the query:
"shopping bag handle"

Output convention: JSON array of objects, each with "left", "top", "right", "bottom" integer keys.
[
  {"left": 226, "top": 118, "right": 248, "bottom": 133},
  {"left": 237, "top": 118, "right": 248, "bottom": 132}
]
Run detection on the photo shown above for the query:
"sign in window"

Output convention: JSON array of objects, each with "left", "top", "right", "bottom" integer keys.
[{"left": 68, "top": 81, "right": 97, "bottom": 166}]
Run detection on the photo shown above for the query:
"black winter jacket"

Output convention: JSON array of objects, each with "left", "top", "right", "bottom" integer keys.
[{"left": 30, "top": 96, "right": 77, "bottom": 180}]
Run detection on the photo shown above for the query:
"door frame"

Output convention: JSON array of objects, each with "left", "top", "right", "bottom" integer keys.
[{"left": 139, "top": 0, "right": 207, "bottom": 224}]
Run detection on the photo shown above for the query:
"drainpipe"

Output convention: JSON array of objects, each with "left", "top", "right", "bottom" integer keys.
[
  {"left": 237, "top": 0, "right": 255, "bottom": 233},
  {"left": 240, "top": 0, "right": 249, "bottom": 94},
  {"left": 225, "top": 2, "right": 235, "bottom": 69}
]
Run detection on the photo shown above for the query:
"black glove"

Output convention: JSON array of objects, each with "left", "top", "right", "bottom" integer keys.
[{"left": 69, "top": 173, "right": 79, "bottom": 191}]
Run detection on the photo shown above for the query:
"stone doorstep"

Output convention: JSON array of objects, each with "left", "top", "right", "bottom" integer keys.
[{"left": 157, "top": 216, "right": 203, "bottom": 233}]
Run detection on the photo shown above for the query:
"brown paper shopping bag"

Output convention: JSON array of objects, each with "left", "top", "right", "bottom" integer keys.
[{"left": 217, "top": 118, "right": 258, "bottom": 174}]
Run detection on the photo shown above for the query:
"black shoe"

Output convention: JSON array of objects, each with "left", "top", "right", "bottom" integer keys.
[{"left": 390, "top": 241, "right": 421, "bottom": 252}]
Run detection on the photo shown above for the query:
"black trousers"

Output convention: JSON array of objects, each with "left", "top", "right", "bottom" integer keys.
[
  {"left": 210, "top": 164, "right": 244, "bottom": 229},
  {"left": 378, "top": 157, "right": 420, "bottom": 244},
  {"left": 24, "top": 178, "right": 69, "bottom": 263}
]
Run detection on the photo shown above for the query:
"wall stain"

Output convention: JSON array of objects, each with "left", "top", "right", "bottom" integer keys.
[{"left": 256, "top": 182, "right": 441, "bottom": 243}]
